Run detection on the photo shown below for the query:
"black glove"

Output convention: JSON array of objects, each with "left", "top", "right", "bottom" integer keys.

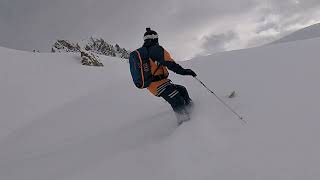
[{"left": 183, "top": 69, "right": 197, "bottom": 77}]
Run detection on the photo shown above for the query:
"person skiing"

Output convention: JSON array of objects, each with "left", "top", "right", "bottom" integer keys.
[{"left": 132, "top": 28, "right": 197, "bottom": 125}]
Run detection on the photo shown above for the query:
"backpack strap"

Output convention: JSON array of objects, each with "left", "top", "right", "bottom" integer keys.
[
  {"left": 146, "top": 46, "right": 167, "bottom": 82},
  {"left": 152, "top": 61, "right": 162, "bottom": 75},
  {"left": 135, "top": 50, "right": 145, "bottom": 88}
]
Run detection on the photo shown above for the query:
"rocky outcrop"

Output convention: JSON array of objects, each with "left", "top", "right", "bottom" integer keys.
[
  {"left": 51, "top": 38, "right": 130, "bottom": 60},
  {"left": 52, "top": 40, "right": 80, "bottom": 53},
  {"left": 80, "top": 50, "right": 104, "bottom": 67}
]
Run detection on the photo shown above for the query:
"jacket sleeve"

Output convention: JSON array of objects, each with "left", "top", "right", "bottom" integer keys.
[{"left": 149, "top": 46, "right": 186, "bottom": 75}]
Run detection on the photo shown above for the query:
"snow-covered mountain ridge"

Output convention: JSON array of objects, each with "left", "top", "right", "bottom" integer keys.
[
  {"left": 271, "top": 23, "right": 320, "bottom": 44},
  {"left": 1, "top": 31, "right": 320, "bottom": 179}
]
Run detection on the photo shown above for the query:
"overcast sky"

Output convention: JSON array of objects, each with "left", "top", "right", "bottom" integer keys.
[{"left": 1, "top": 0, "right": 320, "bottom": 60}]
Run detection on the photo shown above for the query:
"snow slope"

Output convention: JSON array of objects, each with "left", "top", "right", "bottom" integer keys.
[
  {"left": 1, "top": 35, "right": 320, "bottom": 180},
  {"left": 272, "top": 23, "right": 320, "bottom": 44}
]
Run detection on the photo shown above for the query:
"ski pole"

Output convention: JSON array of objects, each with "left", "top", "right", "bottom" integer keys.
[{"left": 194, "top": 77, "right": 246, "bottom": 123}]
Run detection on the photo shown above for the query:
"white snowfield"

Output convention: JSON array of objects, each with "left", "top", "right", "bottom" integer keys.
[{"left": 1, "top": 28, "right": 320, "bottom": 180}]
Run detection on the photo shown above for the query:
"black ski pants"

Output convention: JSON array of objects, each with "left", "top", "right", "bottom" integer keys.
[{"left": 159, "top": 83, "right": 191, "bottom": 114}]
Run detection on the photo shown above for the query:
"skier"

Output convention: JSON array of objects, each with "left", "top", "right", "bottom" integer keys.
[{"left": 140, "top": 28, "right": 197, "bottom": 124}]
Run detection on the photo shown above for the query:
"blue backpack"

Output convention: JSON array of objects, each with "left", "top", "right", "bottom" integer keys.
[{"left": 129, "top": 47, "right": 152, "bottom": 89}]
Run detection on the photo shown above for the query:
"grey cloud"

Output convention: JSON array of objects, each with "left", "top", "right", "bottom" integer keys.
[
  {"left": 0, "top": 0, "right": 173, "bottom": 51},
  {"left": 168, "top": 0, "right": 257, "bottom": 27},
  {"left": 256, "top": 21, "right": 279, "bottom": 34},
  {"left": 264, "top": 0, "right": 320, "bottom": 15},
  {"left": 250, "top": 0, "right": 320, "bottom": 45},
  {"left": 201, "top": 31, "right": 238, "bottom": 54},
  {"left": 0, "top": 0, "right": 320, "bottom": 59}
]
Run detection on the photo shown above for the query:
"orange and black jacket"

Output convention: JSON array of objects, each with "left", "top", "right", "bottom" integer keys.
[{"left": 146, "top": 44, "right": 186, "bottom": 96}]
